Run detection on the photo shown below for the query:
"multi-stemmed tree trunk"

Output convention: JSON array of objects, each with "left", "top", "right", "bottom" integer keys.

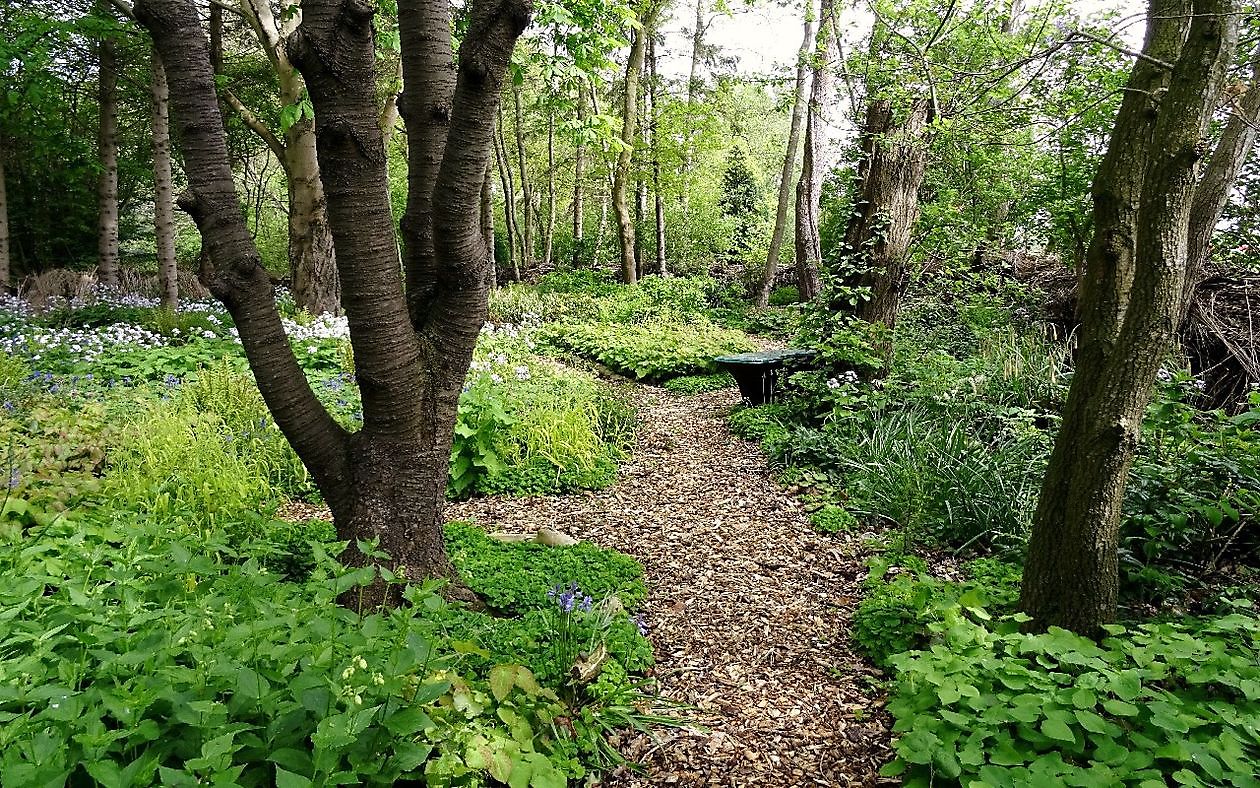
[
  {"left": 0, "top": 140, "right": 8, "bottom": 291},
  {"left": 136, "top": 0, "right": 531, "bottom": 608},
  {"left": 847, "top": 99, "right": 931, "bottom": 331},
  {"left": 222, "top": 0, "right": 339, "bottom": 315},
  {"left": 793, "top": 0, "right": 836, "bottom": 301},
  {"left": 613, "top": 3, "right": 659, "bottom": 284},
  {"left": 151, "top": 48, "right": 178, "bottom": 309},
  {"left": 1019, "top": 0, "right": 1237, "bottom": 634},
  {"left": 756, "top": 0, "right": 815, "bottom": 307},
  {"left": 96, "top": 22, "right": 120, "bottom": 289}
]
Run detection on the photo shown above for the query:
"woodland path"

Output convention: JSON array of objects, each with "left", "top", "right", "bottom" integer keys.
[{"left": 449, "top": 386, "right": 895, "bottom": 787}]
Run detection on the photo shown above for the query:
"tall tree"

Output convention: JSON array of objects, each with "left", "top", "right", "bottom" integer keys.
[
  {"left": 135, "top": 0, "right": 531, "bottom": 608},
  {"left": 612, "top": 0, "right": 662, "bottom": 284},
  {"left": 0, "top": 138, "right": 8, "bottom": 291},
  {"left": 151, "top": 47, "right": 178, "bottom": 309},
  {"left": 1019, "top": 0, "right": 1238, "bottom": 633},
  {"left": 793, "top": 0, "right": 836, "bottom": 301},
  {"left": 572, "top": 83, "right": 586, "bottom": 267},
  {"left": 512, "top": 80, "right": 535, "bottom": 273},
  {"left": 756, "top": 0, "right": 815, "bottom": 307},
  {"left": 96, "top": 7, "right": 121, "bottom": 289},
  {"left": 647, "top": 33, "right": 666, "bottom": 276}
]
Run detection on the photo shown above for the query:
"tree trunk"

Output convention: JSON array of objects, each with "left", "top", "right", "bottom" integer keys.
[
  {"left": 543, "top": 103, "right": 557, "bottom": 271},
  {"left": 494, "top": 109, "right": 522, "bottom": 281},
  {"left": 512, "top": 83, "right": 534, "bottom": 271},
  {"left": 681, "top": 0, "right": 706, "bottom": 213},
  {"left": 482, "top": 163, "right": 496, "bottom": 285},
  {"left": 1019, "top": 0, "right": 1237, "bottom": 634},
  {"left": 1181, "top": 39, "right": 1260, "bottom": 321},
  {"left": 286, "top": 123, "right": 340, "bottom": 314},
  {"left": 97, "top": 26, "right": 120, "bottom": 289},
  {"left": 138, "top": 0, "right": 530, "bottom": 610},
  {"left": 614, "top": 7, "right": 655, "bottom": 284},
  {"left": 152, "top": 48, "right": 179, "bottom": 310},
  {"left": 648, "top": 36, "right": 666, "bottom": 276},
  {"left": 0, "top": 140, "right": 8, "bottom": 291},
  {"left": 756, "top": 0, "right": 815, "bottom": 307},
  {"left": 793, "top": 0, "right": 836, "bottom": 302},
  {"left": 572, "top": 84, "right": 586, "bottom": 268},
  {"left": 847, "top": 99, "right": 930, "bottom": 331}
]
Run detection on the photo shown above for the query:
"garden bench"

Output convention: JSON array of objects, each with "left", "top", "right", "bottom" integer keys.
[{"left": 714, "top": 349, "right": 816, "bottom": 405}]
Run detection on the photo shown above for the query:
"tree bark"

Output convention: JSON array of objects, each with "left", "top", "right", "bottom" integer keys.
[
  {"left": 494, "top": 108, "right": 522, "bottom": 281},
  {"left": 138, "top": 0, "right": 530, "bottom": 610},
  {"left": 152, "top": 48, "right": 179, "bottom": 309},
  {"left": 482, "top": 162, "right": 496, "bottom": 285},
  {"left": 512, "top": 81, "right": 534, "bottom": 271},
  {"left": 1019, "top": 0, "right": 1237, "bottom": 634},
  {"left": 681, "top": 0, "right": 706, "bottom": 213},
  {"left": 543, "top": 101, "right": 557, "bottom": 271},
  {"left": 97, "top": 23, "right": 120, "bottom": 289},
  {"left": 847, "top": 99, "right": 930, "bottom": 331},
  {"left": 756, "top": 0, "right": 815, "bottom": 307},
  {"left": 793, "top": 0, "right": 836, "bottom": 302},
  {"left": 613, "top": 4, "right": 658, "bottom": 284}
]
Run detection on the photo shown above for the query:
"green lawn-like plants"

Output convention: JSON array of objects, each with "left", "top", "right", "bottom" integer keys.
[
  {"left": 882, "top": 603, "right": 1260, "bottom": 787},
  {"left": 544, "top": 321, "right": 757, "bottom": 381},
  {"left": 661, "top": 373, "right": 735, "bottom": 395}
]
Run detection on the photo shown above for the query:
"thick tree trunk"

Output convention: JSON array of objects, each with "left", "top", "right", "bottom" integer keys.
[
  {"left": 793, "top": 0, "right": 836, "bottom": 302},
  {"left": 138, "top": 0, "right": 529, "bottom": 610},
  {"left": 512, "top": 83, "right": 534, "bottom": 271},
  {"left": 847, "top": 99, "right": 930, "bottom": 331},
  {"left": 97, "top": 27, "right": 120, "bottom": 289},
  {"left": 572, "top": 85, "right": 586, "bottom": 268},
  {"left": 613, "top": 5, "right": 656, "bottom": 284},
  {"left": 152, "top": 48, "right": 179, "bottom": 310},
  {"left": 756, "top": 0, "right": 815, "bottom": 307},
  {"left": 1020, "top": 0, "right": 1237, "bottom": 634},
  {"left": 0, "top": 141, "right": 9, "bottom": 291}
]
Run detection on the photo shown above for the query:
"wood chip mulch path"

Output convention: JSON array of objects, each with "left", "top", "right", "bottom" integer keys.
[{"left": 448, "top": 386, "right": 896, "bottom": 787}]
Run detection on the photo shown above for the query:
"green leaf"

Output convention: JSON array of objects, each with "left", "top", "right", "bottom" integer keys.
[
  {"left": 1040, "top": 717, "right": 1076, "bottom": 743},
  {"left": 275, "top": 767, "right": 313, "bottom": 788}
]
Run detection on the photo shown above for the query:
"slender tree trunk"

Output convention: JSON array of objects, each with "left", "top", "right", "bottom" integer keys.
[
  {"left": 512, "top": 83, "right": 534, "bottom": 271},
  {"left": 1181, "top": 40, "right": 1260, "bottom": 321},
  {"left": 151, "top": 49, "right": 179, "bottom": 310},
  {"left": 681, "top": 0, "right": 706, "bottom": 213},
  {"left": 482, "top": 162, "right": 496, "bottom": 286},
  {"left": 756, "top": 0, "right": 815, "bottom": 307},
  {"left": 543, "top": 104, "right": 557, "bottom": 272},
  {"left": 0, "top": 141, "right": 8, "bottom": 291},
  {"left": 648, "top": 36, "right": 666, "bottom": 276},
  {"left": 793, "top": 0, "right": 836, "bottom": 302},
  {"left": 97, "top": 27, "right": 120, "bottom": 288},
  {"left": 1020, "top": 0, "right": 1237, "bottom": 634},
  {"left": 614, "top": 7, "right": 655, "bottom": 284},
  {"left": 572, "top": 84, "right": 586, "bottom": 268},
  {"left": 494, "top": 109, "right": 522, "bottom": 281},
  {"left": 285, "top": 123, "right": 340, "bottom": 314},
  {"left": 847, "top": 99, "right": 931, "bottom": 332}
]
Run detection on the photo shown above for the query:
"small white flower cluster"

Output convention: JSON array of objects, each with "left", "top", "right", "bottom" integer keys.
[
  {"left": 283, "top": 312, "right": 349, "bottom": 342},
  {"left": 826, "top": 370, "right": 860, "bottom": 389},
  {"left": 1, "top": 322, "right": 166, "bottom": 363}
]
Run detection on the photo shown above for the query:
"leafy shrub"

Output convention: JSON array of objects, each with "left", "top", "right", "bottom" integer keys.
[
  {"left": 768, "top": 285, "right": 800, "bottom": 306},
  {"left": 882, "top": 604, "right": 1260, "bottom": 787},
  {"left": 546, "top": 321, "right": 757, "bottom": 381},
  {"left": 809, "top": 504, "right": 858, "bottom": 534},
  {"left": 662, "top": 373, "right": 735, "bottom": 395}
]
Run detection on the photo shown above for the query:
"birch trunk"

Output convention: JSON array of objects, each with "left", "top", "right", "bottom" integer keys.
[
  {"left": 152, "top": 48, "right": 179, "bottom": 309},
  {"left": 793, "top": 0, "right": 836, "bottom": 301},
  {"left": 97, "top": 27, "right": 120, "bottom": 288}
]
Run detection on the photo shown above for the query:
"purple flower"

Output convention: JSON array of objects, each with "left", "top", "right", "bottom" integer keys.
[
  {"left": 7, "top": 468, "right": 19, "bottom": 490},
  {"left": 630, "top": 613, "right": 648, "bottom": 636}
]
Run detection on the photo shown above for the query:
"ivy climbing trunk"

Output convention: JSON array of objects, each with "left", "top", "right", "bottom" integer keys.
[
  {"left": 756, "top": 0, "right": 815, "bottom": 307},
  {"left": 793, "top": 0, "right": 836, "bottom": 302},
  {"left": 136, "top": 0, "right": 531, "bottom": 610},
  {"left": 152, "top": 48, "right": 178, "bottom": 309},
  {"left": 1019, "top": 0, "right": 1237, "bottom": 634}
]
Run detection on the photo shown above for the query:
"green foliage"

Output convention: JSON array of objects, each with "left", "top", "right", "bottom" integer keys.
[
  {"left": 445, "top": 522, "right": 647, "bottom": 615},
  {"left": 882, "top": 604, "right": 1260, "bottom": 787},
  {"left": 545, "top": 321, "right": 757, "bottom": 381},
  {"left": 661, "top": 373, "right": 735, "bottom": 396},
  {"left": 767, "top": 286, "right": 800, "bottom": 306},
  {"left": 809, "top": 503, "right": 858, "bottom": 534},
  {"left": 450, "top": 378, "right": 517, "bottom": 498}
]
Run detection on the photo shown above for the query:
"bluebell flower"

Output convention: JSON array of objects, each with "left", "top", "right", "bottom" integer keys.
[{"left": 7, "top": 468, "right": 19, "bottom": 489}]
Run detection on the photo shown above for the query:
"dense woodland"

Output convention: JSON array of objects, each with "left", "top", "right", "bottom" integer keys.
[{"left": 1, "top": 0, "right": 1259, "bottom": 785}]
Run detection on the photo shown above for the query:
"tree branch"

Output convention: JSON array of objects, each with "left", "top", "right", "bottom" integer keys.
[{"left": 222, "top": 88, "right": 286, "bottom": 159}]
